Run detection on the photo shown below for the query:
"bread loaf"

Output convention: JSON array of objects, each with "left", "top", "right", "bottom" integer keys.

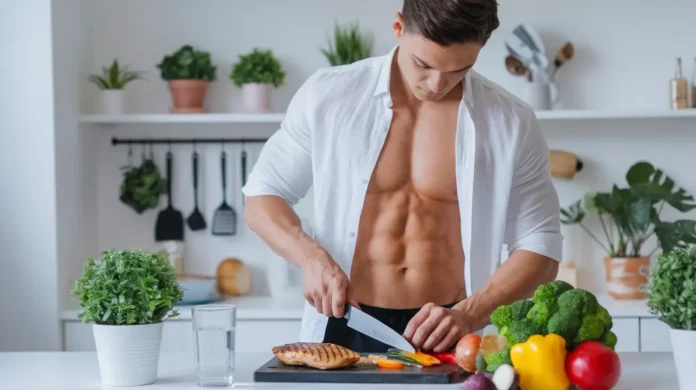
[{"left": 216, "top": 257, "right": 252, "bottom": 296}]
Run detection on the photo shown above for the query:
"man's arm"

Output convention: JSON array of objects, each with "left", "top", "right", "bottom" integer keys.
[{"left": 405, "top": 110, "right": 562, "bottom": 352}]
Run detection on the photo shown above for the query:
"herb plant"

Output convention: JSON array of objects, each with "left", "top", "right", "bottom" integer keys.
[
  {"left": 561, "top": 161, "right": 696, "bottom": 258},
  {"left": 320, "top": 22, "right": 373, "bottom": 66},
  {"left": 73, "top": 249, "right": 184, "bottom": 325},
  {"left": 230, "top": 48, "right": 286, "bottom": 88},
  {"left": 157, "top": 45, "right": 217, "bottom": 81},
  {"left": 119, "top": 157, "right": 167, "bottom": 214},
  {"left": 88, "top": 59, "right": 145, "bottom": 90},
  {"left": 646, "top": 245, "right": 696, "bottom": 330}
]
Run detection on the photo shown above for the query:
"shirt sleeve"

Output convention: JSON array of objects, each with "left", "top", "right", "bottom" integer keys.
[
  {"left": 504, "top": 110, "right": 563, "bottom": 262},
  {"left": 241, "top": 73, "right": 318, "bottom": 205}
]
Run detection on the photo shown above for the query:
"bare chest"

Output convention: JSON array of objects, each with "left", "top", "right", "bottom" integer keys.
[{"left": 367, "top": 104, "right": 459, "bottom": 201}]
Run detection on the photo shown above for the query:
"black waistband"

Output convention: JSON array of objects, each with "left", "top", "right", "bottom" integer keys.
[{"left": 356, "top": 301, "right": 460, "bottom": 323}]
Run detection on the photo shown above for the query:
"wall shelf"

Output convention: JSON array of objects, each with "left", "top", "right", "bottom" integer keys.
[{"left": 79, "top": 109, "right": 696, "bottom": 125}]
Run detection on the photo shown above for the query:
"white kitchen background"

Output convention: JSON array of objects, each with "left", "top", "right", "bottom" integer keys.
[{"left": 3, "top": 0, "right": 696, "bottom": 351}]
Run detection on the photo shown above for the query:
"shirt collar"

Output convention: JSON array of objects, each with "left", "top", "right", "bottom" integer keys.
[{"left": 373, "top": 44, "right": 475, "bottom": 107}]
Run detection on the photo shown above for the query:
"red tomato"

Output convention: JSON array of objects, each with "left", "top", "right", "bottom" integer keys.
[
  {"left": 455, "top": 334, "right": 481, "bottom": 372},
  {"left": 566, "top": 341, "right": 621, "bottom": 390}
]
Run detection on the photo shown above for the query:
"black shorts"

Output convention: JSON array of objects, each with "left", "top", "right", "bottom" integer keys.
[{"left": 321, "top": 301, "right": 459, "bottom": 353}]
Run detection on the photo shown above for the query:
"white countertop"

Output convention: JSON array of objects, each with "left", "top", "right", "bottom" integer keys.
[
  {"left": 60, "top": 294, "right": 653, "bottom": 322},
  {"left": 0, "top": 351, "right": 680, "bottom": 389}
]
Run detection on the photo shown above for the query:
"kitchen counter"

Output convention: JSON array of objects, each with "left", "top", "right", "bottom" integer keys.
[
  {"left": 60, "top": 294, "right": 653, "bottom": 322},
  {"left": 0, "top": 351, "right": 680, "bottom": 389}
]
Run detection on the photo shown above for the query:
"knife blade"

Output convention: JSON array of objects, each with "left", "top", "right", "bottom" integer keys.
[{"left": 344, "top": 305, "right": 416, "bottom": 353}]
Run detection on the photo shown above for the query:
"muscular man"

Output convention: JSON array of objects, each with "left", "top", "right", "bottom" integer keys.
[{"left": 242, "top": 0, "right": 562, "bottom": 353}]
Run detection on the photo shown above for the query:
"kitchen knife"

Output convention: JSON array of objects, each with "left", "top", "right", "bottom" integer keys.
[{"left": 344, "top": 305, "right": 416, "bottom": 353}]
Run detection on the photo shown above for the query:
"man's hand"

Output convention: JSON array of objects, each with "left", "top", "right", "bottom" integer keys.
[
  {"left": 402, "top": 303, "right": 472, "bottom": 352},
  {"left": 302, "top": 251, "right": 360, "bottom": 318}
]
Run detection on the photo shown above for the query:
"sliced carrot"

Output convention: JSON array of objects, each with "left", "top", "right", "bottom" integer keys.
[
  {"left": 404, "top": 351, "right": 441, "bottom": 366},
  {"left": 376, "top": 359, "right": 404, "bottom": 369}
]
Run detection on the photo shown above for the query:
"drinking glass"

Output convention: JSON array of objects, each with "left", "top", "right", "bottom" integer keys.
[{"left": 192, "top": 305, "right": 236, "bottom": 387}]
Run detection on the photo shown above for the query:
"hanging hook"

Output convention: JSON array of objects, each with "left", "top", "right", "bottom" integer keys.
[
  {"left": 140, "top": 143, "right": 146, "bottom": 162},
  {"left": 193, "top": 139, "right": 197, "bottom": 152},
  {"left": 127, "top": 141, "right": 133, "bottom": 166},
  {"left": 149, "top": 141, "right": 154, "bottom": 160},
  {"left": 168, "top": 139, "right": 172, "bottom": 153}
]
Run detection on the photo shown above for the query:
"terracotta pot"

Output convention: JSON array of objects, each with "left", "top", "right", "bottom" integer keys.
[
  {"left": 167, "top": 79, "right": 209, "bottom": 113},
  {"left": 604, "top": 256, "right": 651, "bottom": 300}
]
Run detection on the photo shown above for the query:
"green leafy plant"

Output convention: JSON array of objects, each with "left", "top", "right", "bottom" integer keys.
[
  {"left": 72, "top": 249, "right": 184, "bottom": 325},
  {"left": 119, "top": 157, "right": 167, "bottom": 214},
  {"left": 320, "top": 21, "right": 373, "bottom": 66},
  {"left": 88, "top": 59, "right": 145, "bottom": 90},
  {"left": 230, "top": 48, "right": 286, "bottom": 88},
  {"left": 561, "top": 161, "right": 696, "bottom": 258},
  {"left": 156, "top": 45, "right": 217, "bottom": 81},
  {"left": 646, "top": 245, "right": 696, "bottom": 330}
]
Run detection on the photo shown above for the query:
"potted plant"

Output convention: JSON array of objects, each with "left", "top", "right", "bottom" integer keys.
[
  {"left": 156, "top": 45, "right": 217, "bottom": 113},
  {"left": 230, "top": 48, "right": 286, "bottom": 113},
  {"left": 646, "top": 245, "right": 696, "bottom": 390},
  {"left": 72, "top": 248, "right": 184, "bottom": 387},
  {"left": 88, "top": 58, "right": 144, "bottom": 115},
  {"left": 320, "top": 21, "right": 373, "bottom": 66},
  {"left": 560, "top": 161, "right": 696, "bottom": 299}
]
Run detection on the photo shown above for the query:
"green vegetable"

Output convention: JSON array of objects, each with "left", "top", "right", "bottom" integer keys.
[
  {"left": 526, "top": 302, "right": 551, "bottom": 331},
  {"left": 601, "top": 330, "right": 618, "bottom": 350},
  {"left": 509, "top": 319, "right": 539, "bottom": 345},
  {"left": 510, "top": 299, "right": 535, "bottom": 321},
  {"left": 647, "top": 245, "right": 696, "bottom": 330},
  {"left": 491, "top": 305, "right": 514, "bottom": 329},
  {"left": 230, "top": 48, "right": 286, "bottom": 88},
  {"left": 72, "top": 248, "right": 184, "bottom": 325},
  {"left": 88, "top": 58, "right": 144, "bottom": 90},
  {"left": 320, "top": 21, "right": 373, "bottom": 66},
  {"left": 574, "top": 315, "right": 605, "bottom": 345},
  {"left": 484, "top": 348, "right": 512, "bottom": 371},
  {"left": 533, "top": 280, "right": 574, "bottom": 310},
  {"left": 386, "top": 349, "right": 422, "bottom": 367},
  {"left": 119, "top": 158, "right": 167, "bottom": 214},
  {"left": 157, "top": 44, "right": 217, "bottom": 81}
]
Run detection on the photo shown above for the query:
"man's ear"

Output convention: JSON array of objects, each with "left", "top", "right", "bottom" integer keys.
[{"left": 393, "top": 12, "right": 405, "bottom": 39}]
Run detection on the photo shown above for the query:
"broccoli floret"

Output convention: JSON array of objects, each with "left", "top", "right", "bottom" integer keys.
[
  {"left": 557, "top": 289, "right": 598, "bottom": 316},
  {"left": 498, "top": 325, "right": 512, "bottom": 342},
  {"left": 574, "top": 314, "right": 605, "bottom": 345},
  {"left": 547, "top": 310, "right": 582, "bottom": 347},
  {"left": 509, "top": 319, "right": 539, "bottom": 345},
  {"left": 601, "top": 330, "right": 618, "bottom": 350},
  {"left": 483, "top": 348, "right": 512, "bottom": 372},
  {"left": 596, "top": 305, "right": 613, "bottom": 328},
  {"left": 526, "top": 302, "right": 552, "bottom": 330},
  {"left": 491, "top": 305, "right": 514, "bottom": 329},
  {"left": 510, "top": 299, "right": 535, "bottom": 321},
  {"left": 533, "top": 281, "right": 574, "bottom": 307}
]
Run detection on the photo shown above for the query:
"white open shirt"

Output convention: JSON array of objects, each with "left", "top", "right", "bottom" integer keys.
[{"left": 241, "top": 45, "right": 563, "bottom": 343}]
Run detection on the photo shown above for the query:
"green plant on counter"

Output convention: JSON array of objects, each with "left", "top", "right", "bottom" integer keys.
[
  {"left": 229, "top": 48, "right": 286, "bottom": 88},
  {"left": 156, "top": 44, "right": 217, "bottom": 81},
  {"left": 646, "top": 245, "right": 696, "bottom": 330},
  {"left": 88, "top": 59, "right": 145, "bottom": 89},
  {"left": 320, "top": 21, "right": 373, "bottom": 66},
  {"left": 72, "top": 249, "right": 184, "bottom": 325},
  {"left": 560, "top": 161, "right": 696, "bottom": 258}
]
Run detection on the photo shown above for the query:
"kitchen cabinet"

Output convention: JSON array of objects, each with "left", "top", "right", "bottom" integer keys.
[
  {"left": 612, "top": 318, "right": 640, "bottom": 352},
  {"left": 63, "top": 319, "right": 302, "bottom": 353}
]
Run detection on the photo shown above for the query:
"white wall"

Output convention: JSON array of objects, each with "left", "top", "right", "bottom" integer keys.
[
  {"left": 0, "top": 0, "right": 61, "bottom": 351},
  {"left": 79, "top": 0, "right": 696, "bottom": 299}
]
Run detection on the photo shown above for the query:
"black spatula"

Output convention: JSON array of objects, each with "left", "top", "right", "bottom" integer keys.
[
  {"left": 155, "top": 151, "right": 184, "bottom": 241},
  {"left": 187, "top": 149, "right": 206, "bottom": 231},
  {"left": 212, "top": 150, "right": 237, "bottom": 236}
]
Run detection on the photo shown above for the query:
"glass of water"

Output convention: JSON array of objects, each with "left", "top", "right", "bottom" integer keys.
[{"left": 192, "top": 304, "right": 236, "bottom": 387}]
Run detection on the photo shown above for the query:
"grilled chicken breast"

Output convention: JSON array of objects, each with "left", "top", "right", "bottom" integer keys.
[{"left": 272, "top": 342, "right": 361, "bottom": 370}]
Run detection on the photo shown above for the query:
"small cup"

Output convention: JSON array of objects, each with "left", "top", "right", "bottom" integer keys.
[{"left": 192, "top": 305, "right": 237, "bottom": 387}]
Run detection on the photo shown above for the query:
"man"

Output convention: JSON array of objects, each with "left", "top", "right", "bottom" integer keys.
[{"left": 242, "top": 0, "right": 562, "bottom": 354}]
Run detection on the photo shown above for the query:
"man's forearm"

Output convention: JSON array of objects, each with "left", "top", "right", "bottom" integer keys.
[
  {"left": 244, "top": 195, "right": 327, "bottom": 269},
  {"left": 454, "top": 250, "right": 560, "bottom": 331}
]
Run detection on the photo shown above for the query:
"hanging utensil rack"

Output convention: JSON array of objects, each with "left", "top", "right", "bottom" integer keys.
[{"left": 111, "top": 137, "right": 268, "bottom": 145}]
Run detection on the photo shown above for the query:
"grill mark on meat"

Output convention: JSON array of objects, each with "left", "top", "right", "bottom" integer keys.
[{"left": 272, "top": 342, "right": 360, "bottom": 370}]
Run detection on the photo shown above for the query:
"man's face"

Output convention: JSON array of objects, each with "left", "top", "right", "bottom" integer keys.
[{"left": 393, "top": 14, "right": 482, "bottom": 102}]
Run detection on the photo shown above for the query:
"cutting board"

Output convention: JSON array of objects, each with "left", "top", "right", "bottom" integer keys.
[{"left": 253, "top": 355, "right": 470, "bottom": 384}]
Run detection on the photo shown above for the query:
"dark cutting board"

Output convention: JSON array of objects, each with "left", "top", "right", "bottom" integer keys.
[{"left": 253, "top": 355, "right": 470, "bottom": 384}]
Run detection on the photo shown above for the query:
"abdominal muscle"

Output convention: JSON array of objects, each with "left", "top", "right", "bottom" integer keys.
[{"left": 350, "top": 187, "right": 467, "bottom": 309}]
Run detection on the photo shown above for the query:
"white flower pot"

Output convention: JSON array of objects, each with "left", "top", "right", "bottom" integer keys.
[
  {"left": 670, "top": 328, "right": 696, "bottom": 390},
  {"left": 242, "top": 83, "right": 272, "bottom": 113},
  {"left": 93, "top": 322, "right": 163, "bottom": 387},
  {"left": 101, "top": 89, "right": 125, "bottom": 115}
]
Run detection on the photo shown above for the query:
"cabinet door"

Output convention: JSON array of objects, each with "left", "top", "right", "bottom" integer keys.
[
  {"left": 612, "top": 318, "right": 639, "bottom": 352},
  {"left": 640, "top": 318, "right": 672, "bottom": 352}
]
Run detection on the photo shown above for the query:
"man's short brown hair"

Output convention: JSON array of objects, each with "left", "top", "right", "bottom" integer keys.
[{"left": 402, "top": 0, "right": 500, "bottom": 46}]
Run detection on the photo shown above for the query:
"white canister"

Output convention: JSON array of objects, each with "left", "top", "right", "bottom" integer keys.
[
  {"left": 242, "top": 83, "right": 272, "bottom": 113},
  {"left": 101, "top": 89, "right": 125, "bottom": 115},
  {"left": 93, "top": 322, "right": 164, "bottom": 387},
  {"left": 670, "top": 328, "right": 696, "bottom": 390},
  {"left": 526, "top": 80, "right": 553, "bottom": 110}
]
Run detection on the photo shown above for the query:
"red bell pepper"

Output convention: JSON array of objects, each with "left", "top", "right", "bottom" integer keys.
[
  {"left": 429, "top": 351, "right": 458, "bottom": 365},
  {"left": 565, "top": 341, "right": 621, "bottom": 390}
]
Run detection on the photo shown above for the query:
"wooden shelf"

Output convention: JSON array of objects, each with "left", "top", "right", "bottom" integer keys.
[{"left": 79, "top": 109, "right": 696, "bottom": 125}]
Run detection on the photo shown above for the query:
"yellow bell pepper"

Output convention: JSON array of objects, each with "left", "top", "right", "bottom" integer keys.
[{"left": 510, "top": 334, "right": 570, "bottom": 390}]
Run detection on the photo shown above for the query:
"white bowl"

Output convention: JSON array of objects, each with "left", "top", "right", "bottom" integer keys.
[{"left": 177, "top": 275, "right": 220, "bottom": 305}]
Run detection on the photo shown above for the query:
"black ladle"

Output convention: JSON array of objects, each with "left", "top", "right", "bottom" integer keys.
[{"left": 187, "top": 146, "right": 206, "bottom": 231}]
